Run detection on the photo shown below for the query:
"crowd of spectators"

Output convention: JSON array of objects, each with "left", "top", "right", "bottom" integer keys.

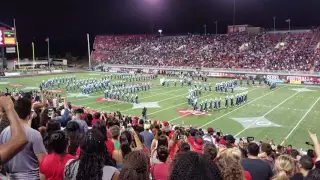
[
  {"left": 91, "top": 32, "right": 320, "bottom": 72},
  {"left": 1, "top": 89, "right": 320, "bottom": 180}
]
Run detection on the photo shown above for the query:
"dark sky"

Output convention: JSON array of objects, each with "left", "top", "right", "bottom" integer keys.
[{"left": 1, "top": 0, "right": 319, "bottom": 57}]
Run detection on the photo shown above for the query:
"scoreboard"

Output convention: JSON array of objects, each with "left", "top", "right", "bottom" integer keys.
[{"left": 0, "top": 27, "right": 16, "bottom": 47}]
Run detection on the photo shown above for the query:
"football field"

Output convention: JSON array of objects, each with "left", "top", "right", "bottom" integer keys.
[{"left": 1, "top": 72, "right": 320, "bottom": 149}]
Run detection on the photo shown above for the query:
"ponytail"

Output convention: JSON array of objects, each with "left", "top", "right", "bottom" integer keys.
[
  {"left": 273, "top": 170, "right": 288, "bottom": 180},
  {"left": 120, "top": 131, "right": 132, "bottom": 158}
]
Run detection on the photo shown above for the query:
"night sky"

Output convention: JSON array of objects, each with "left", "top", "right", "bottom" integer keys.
[{"left": 1, "top": 0, "right": 319, "bottom": 57}]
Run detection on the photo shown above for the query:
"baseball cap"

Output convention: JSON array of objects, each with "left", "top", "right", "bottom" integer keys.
[
  {"left": 193, "top": 136, "right": 204, "bottom": 152},
  {"left": 163, "top": 121, "right": 169, "bottom": 127},
  {"left": 207, "top": 127, "right": 215, "bottom": 134},
  {"left": 224, "top": 134, "right": 235, "bottom": 142}
]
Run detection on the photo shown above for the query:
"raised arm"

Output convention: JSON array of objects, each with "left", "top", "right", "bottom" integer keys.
[
  {"left": 308, "top": 131, "right": 320, "bottom": 161},
  {"left": 0, "top": 96, "right": 28, "bottom": 163}
]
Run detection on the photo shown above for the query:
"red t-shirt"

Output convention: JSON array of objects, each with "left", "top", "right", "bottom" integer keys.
[
  {"left": 151, "top": 163, "right": 170, "bottom": 180},
  {"left": 76, "top": 140, "right": 114, "bottom": 158},
  {"left": 91, "top": 118, "right": 103, "bottom": 126},
  {"left": 243, "top": 171, "right": 252, "bottom": 180},
  {"left": 40, "top": 153, "right": 76, "bottom": 180}
]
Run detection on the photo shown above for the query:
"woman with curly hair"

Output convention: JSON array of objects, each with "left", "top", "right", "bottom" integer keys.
[
  {"left": 40, "top": 130, "right": 76, "bottom": 180},
  {"left": 272, "top": 155, "right": 296, "bottom": 180},
  {"left": 216, "top": 148, "right": 251, "bottom": 180},
  {"left": 169, "top": 151, "right": 222, "bottom": 180},
  {"left": 119, "top": 150, "right": 149, "bottom": 180},
  {"left": 64, "top": 129, "right": 119, "bottom": 180}
]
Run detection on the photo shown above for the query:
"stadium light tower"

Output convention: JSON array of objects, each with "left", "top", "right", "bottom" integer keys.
[
  {"left": 273, "top": 17, "right": 276, "bottom": 31},
  {"left": 203, "top": 24, "right": 207, "bottom": 35},
  {"left": 214, "top": 21, "right": 218, "bottom": 35},
  {"left": 233, "top": 0, "right": 236, "bottom": 32},
  {"left": 286, "top": 19, "right": 291, "bottom": 32},
  {"left": 158, "top": 29, "right": 162, "bottom": 36}
]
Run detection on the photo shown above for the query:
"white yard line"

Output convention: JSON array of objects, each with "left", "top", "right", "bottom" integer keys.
[
  {"left": 93, "top": 88, "right": 187, "bottom": 110},
  {"left": 280, "top": 96, "right": 320, "bottom": 145},
  {"left": 198, "top": 87, "right": 284, "bottom": 128},
  {"left": 234, "top": 91, "right": 300, "bottom": 137}
]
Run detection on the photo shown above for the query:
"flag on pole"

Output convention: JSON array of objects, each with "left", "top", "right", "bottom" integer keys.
[{"left": 286, "top": 19, "right": 291, "bottom": 22}]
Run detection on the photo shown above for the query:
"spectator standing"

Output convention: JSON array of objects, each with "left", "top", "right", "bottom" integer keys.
[
  {"left": 110, "top": 125, "right": 120, "bottom": 150},
  {"left": 304, "top": 131, "right": 320, "bottom": 180},
  {"left": 69, "top": 109, "right": 88, "bottom": 133},
  {"left": 91, "top": 112, "right": 102, "bottom": 126},
  {"left": 259, "top": 143, "right": 275, "bottom": 170},
  {"left": 169, "top": 151, "right": 222, "bottom": 180},
  {"left": 151, "top": 135, "right": 168, "bottom": 165},
  {"left": 119, "top": 150, "right": 149, "bottom": 180},
  {"left": 40, "top": 130, "right": 76, "bottom": 180},
  {"left": 203, "top": 143, "right": 218, "bottom": 161},
  {"left": 151, "top": 145, "right": 170, "bottom": 180},
  {"left": 242, "top": 143, "right": 273, "bottom": 180},
  {"left": 0, "top": 96, "right": 28, "bottom": 163},
  {"left": 42, "top": 121, "right": 61, "bottom": 152},
  {"left": 65, "top": 121, "right": 84, "bottom": 156},
  {"left": 112, "top": 130, "right": 144, "bottom": 170},
  {"left": 216, "top": 148, "right": 251, "bottom": 180},
  {"left": 64, "top": 130, "right": 119, "bottom": 180},
  {"left": 291, "top": 155, "right": 314, "bottom": 180},
  {"left": 272, "top": 155, "right": 295, "bottom": 180},
  {"left": 0, "top": 97, "right": 47, "bottom": 179},
  {"left": 140, "top": 123, "right": 154, "bottom": 151},
  {"left": 203, "top": 127, "right": 216, "bottom": 144},
  {"left": 77, "top": 121, "right": 114, "bottom": 158}
]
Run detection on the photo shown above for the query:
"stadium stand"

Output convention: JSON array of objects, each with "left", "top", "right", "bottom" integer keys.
[{"left": 91, "top": 31, "right": 320, "bottom": 72}]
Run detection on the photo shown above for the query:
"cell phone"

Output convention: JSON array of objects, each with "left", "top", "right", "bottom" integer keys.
[
  {"left": 48, "top": 108, "right": 53, "bottom": 117},
  {"left": 178, "top": 135, "right": 185, "bottom": 140},
  {"left": 247, "top": 137, "right": 255, "bottom": 142}
]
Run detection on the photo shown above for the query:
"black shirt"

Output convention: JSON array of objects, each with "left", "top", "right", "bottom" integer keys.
[
  {"left": 290, "top": 173, "right": 304, "bottom": 180},
  {"left": 242, "top": 158, "right": 273, "bottom": 180}
]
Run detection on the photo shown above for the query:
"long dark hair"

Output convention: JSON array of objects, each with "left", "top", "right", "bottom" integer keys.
[
  {"left": 65, "top": 122, "right": 84, "bottom": 156},
  {"left": 120, "top": 131, "right": 132, "bottom": 158},
  {"left": 119, "top": 150, "right": 149, "bottom": 180},
  {"left": 169, "top": 151, "right": 222, "bottom": 180},
  {"left": 64, "top": 130, "right": 115, "bottom": 180}
]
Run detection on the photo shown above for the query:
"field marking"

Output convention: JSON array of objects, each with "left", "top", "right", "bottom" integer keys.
[
  {"left": 149, "top": 87, "right": 259, "bottom": 118},
  {"left": 198, "top": 87, "right": 284, "bottom": 129},
  {"left": 280, "top": 96, "right": 320, "bottom": 145},
  {"left": 234, "top": 91, "right": 300, "bottom": 137},
  {"left": 94, "top": 88, "right": 187, "bottom": 110}
]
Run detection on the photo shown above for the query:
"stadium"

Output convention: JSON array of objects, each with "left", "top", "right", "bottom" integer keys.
[{"left": 1, "top": 1, "right": 320, "bottom": 180}]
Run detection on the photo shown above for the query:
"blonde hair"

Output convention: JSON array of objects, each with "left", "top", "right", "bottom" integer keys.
[
  {"left": 216, "top": 148, "right": 244, "bottom": 180},
  {"left": 272, "top": 155, "right": 296, "bottom": 180}
]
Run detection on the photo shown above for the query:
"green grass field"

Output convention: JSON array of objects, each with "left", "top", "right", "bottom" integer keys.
[{"left": 1, "top": 72, "right": 320, "bottom": 149}]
